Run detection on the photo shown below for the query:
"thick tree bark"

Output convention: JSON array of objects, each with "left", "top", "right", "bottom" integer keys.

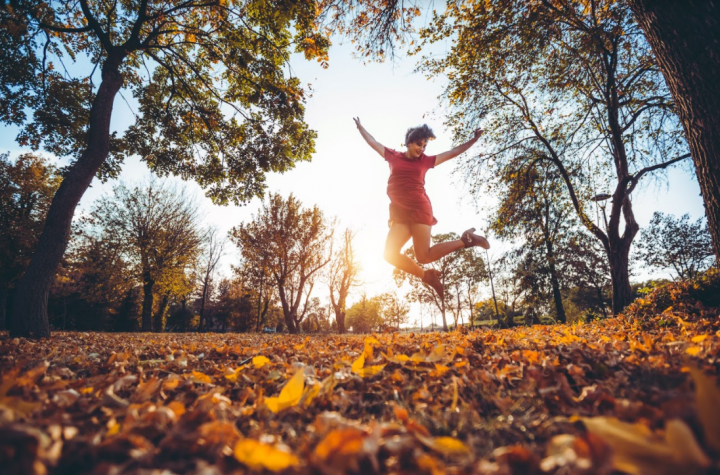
[
  {"left": 8, "top": 59, "right": 124, "bottom": 338},
  {"left": 628, "top": 0, "right": 720, "bottom": 260},
  {"left": 330, "top": 290, "right": 347, "bottom": 334},
  {"left": 141, "top": 274, "right": 154, "bottom": 332},
  {"left": 608, "top": 243, "right": 633, "bottom": 316}
]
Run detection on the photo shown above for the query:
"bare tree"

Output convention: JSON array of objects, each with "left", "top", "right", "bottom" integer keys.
[
  {"left": 327, "top": 228, "right": 361, "bottom": 333},
  {"left": 198, "top": 227, "right": 227, "bottom": 331}
]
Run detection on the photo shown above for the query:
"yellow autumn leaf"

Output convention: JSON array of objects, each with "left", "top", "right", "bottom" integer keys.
[
  {"left": 686, "top": 346, "right": 702, "bottom": 356},
  {"left": 582, "top": 416, "right": 710, "bottom": 474},
  {"left": 252, "top": 355, "right": 270, "bottom": 368},
  {"left": 301, "top": 383, "right": 320, "bottom": 407},
  {"left": 234, "top": 439, "right": 299, "bottom": 471},
  {"left": 224, "top": 365, "right": 247, "bottom": 382},
  {"left": 428, "top": 436, "right": 470, "bottom": 455},
  {"left": 107, "top": 420, "right": 120, "bottom": 436},
  {"left": 188, "top": 371, "right": 213, "bottom": 384},
  {"left": 692, "top": 335, "right": 709, "bottom": 343},
  {"left": 689, "top": 364, "right": 720, "bottom": 453},
  {"left": 356, "top": 364, "right": 386, "bottom": 378},
  {"left": 451, "top": 376, "right": 458, "bottom": 412},
  {"left": 264, "top": 369, "right": 305, "bottom": 413},
  {"left": 351, "top": 352, "right": 385, "bottom": 378},
  {"left": 351, "top": 353, "right": 365, "bottom": 373},
  {"left": 433, "top": 363, "right": 450, "bottom": 377}
]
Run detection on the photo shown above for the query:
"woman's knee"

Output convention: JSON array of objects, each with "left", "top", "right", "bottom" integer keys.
[
  {"left": 383, "top": 248, "right": 399, "bottom": 263},
  {"left": 415, "top": 252, "right": 432, "bottom": 264}
]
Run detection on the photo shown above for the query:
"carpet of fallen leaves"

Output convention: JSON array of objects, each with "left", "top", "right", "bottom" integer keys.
[{"left": 2, "top": 273, "right": 720, "bottom": 475}]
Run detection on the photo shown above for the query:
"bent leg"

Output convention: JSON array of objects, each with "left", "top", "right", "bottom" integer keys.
[
  {"left": 411, "top": 224, "right": 465, "bottom": 264},
  {"left": 384, "top": 223, "right": 424, "bottom": 278}
]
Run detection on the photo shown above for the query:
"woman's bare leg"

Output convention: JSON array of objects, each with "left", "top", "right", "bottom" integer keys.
[
  {"left": 384, "top": 223, "right": 424, "bottom": 278},
  {"left": 410, "top": 224, "right": 465, "bottom": 264}
]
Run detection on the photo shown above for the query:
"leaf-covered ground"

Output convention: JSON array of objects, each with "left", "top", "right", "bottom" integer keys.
[{"left": 2, "top": 274, "right": 720, "bottom": 474}]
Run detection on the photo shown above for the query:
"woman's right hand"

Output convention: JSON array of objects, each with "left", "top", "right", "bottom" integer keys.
[{"left": 353, "top": 117, "right": 361, "bottom": 129}]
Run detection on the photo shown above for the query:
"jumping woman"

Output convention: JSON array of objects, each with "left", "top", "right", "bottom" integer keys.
[{"left": 353, "top": 117, "right": 490, "bottom": 299}]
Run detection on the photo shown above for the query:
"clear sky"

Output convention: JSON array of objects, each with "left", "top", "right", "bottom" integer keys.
[{"left": 1, "top": 38, "right": 707, "bottom": 322}]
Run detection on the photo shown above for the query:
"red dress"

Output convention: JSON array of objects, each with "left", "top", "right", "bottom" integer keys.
[{"left": 384, "top": 148, "right": 438, "bottom": 226}]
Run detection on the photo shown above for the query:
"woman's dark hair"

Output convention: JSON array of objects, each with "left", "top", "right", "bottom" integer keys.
[{"left": 404, "top": 124, "right": 436, "bottom": 146}]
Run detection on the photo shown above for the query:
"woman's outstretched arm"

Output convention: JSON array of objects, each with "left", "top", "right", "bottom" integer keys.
[
  {"left": 434, "top": 128, "right": 483, "bottom": 167},
  {"left": 354, "top": 117, "right": 385, "bottom": 158}
]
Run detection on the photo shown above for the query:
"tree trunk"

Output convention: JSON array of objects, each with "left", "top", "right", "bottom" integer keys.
[
  {"left": 608, "top": 246, "right": 633, "bottom": 315},
  {"left": 286, "top": 313, "right": 298, "bottom": 334},
  {"left": 629, "top": 0, "right": 720, "bottom": 260},
  {"left": 142, "top": 274, "right": 154, "bottom": 332},
  {"left": 8, "top": 59, "right": 124, "bottom": 338},
  {"left": 154, "top": 294, "right": 169, "bottom": 333},
  {"left": 596, "top": 286, "right": 608, "bottom": 319},
  {"left": 544, "top": 238, "right": 567, "bottom": 323},
  {"left": 199, "top": 278, "right": 209, "bottom": 332},
  {"left": 181, "top": 298, "right": 188, "bottom": 332}
]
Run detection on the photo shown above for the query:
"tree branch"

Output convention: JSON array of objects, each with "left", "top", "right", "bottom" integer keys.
[
  {"left": 626, "top": 153, "right": 691, "bottom": 195},
  {"left": 79, "top": 0, "right": 113, "bottom": 51},
  {"left": 38, "top": 22, "right": 93, "bottom": 33}
]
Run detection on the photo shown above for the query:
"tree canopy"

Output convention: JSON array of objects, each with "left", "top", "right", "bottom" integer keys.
[
  {"left": 2, "top": 0, "right": 333, "bottom": 337},
  {"left": 1, "top": 0, "right": 329, "bottom": 201},
  {"left": 231, "top": 193, "right": 334, "bottom": 334},
  {"left": 413, "top": 0, "right": 689, "bottom": 314}
]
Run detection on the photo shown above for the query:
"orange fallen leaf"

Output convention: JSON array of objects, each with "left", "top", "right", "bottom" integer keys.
[
  {"left": 234, "top": 439, "right": 299, "bottom": 471},
  {"left": 189, "top": 370, "right": 213, "bottom": 384},
  {"left": 421, "top": 435, "right": 470, "bottom": 455},
  {"left": 314, "top": 428, "right": 365, "bottom": 459},
  {"left": 689, "top": 364, "right": 720, "bottom": 453}
]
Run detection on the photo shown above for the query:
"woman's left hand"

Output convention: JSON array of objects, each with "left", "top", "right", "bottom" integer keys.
[{"left": 473, "top": 128, "right": 484, "bottom": 140}]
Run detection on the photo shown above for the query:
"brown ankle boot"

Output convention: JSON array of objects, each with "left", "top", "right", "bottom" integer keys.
[
  {"left": 461, "top": 228, "right": 490, "bottom": 249},
  {"left": 422, "top": 269, "right": 444, "bottom": 299}
]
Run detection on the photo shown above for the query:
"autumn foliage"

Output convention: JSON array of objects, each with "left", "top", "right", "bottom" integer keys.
[{"left": 0, "top": 272, "right": 719, "bottom": 474}]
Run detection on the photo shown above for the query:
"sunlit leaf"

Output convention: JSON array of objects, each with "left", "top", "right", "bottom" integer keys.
[
  {"left": 252, "top": 355, "right": 270, "bottom": 368},
  {"left": 314, "top": 428, "right": 365, "bottom": 459},
  {"left": 689, "top": 364, "right": 720, "bottom": 452},
  {"left": 234, "top": 439, "right": 299, "bottom": 471},
  {"left": 421, "top": 435, "right": 470, "bottom": 455},
  {"left": 264, "top": 369, "right": 305, "bottom": 413},
  {"left": 582, "top": 416, "right": 710, "bottom": 474},
  {"left": 189, "top": 371, "right": 213, "bottom": 384}
]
